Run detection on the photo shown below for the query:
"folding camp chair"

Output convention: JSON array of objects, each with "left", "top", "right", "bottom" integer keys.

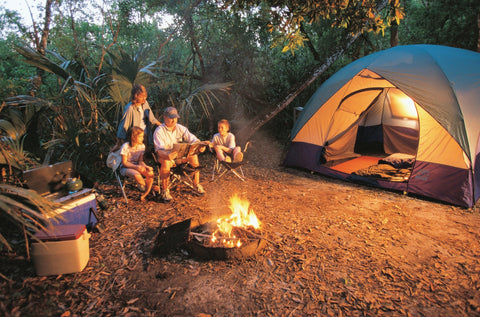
[
  {"left": 114, "top": 168, "right": 129, "bottom": 204},
  {"left": 169, "top": 162, "right": 204, "bottom": 192},
  {"left": 107, "top": 150, "right": 129, "bottom": 204},
  {"left": 211, "top": 160, "right": 246, "bottom": 182},
  {"left": 112, "top": 161, "right": 158, "bottom": 204},
  {"left": 152, "top": 143, "right": 207, "bottom": 198},
  {"left": 211, "top": 141, "right": 250, "bottom": 182}
]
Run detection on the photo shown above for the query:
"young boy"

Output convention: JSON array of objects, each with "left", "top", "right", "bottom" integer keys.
[{"left": 211, "top": 119, "right": 243, "bottom": 163}]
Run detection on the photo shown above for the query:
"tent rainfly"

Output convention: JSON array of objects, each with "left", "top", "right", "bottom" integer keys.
[{"left": 284, "top": 44, "right": 480, "bottom": 208}]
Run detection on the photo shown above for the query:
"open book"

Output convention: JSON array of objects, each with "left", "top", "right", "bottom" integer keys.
[{"left": 172, "top": 142, "right": 209, "bottom": 158}]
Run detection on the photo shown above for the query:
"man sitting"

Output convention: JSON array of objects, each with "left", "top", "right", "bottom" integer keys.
[{"left": 153, "top": 107, "right": 206, "bottom": 201}]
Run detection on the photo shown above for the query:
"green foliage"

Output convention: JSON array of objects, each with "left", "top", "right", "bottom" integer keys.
[
  {"left": 401, "top": 0, "right": 479, "bottom": 50},
  {"left": 0, "top": 37, "right": 36, "bottom": 99},
  {"left": 220, "top": 0, "right": 406, "bottom": 51},
  {"left": 0, "top": 103, "right": 45, "bottom": 173},
  {"left": 0, "top": 0, "right": 478, "bottom": 182}
]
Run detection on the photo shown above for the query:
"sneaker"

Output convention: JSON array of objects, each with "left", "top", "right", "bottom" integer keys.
[
  {"left": 233, "top": 152, "right": 243, "bottom": 163},
  {"left": 224, "top": 156, "right": 232, "bottom": 163},
  {"left": 161, "top": 189, "right": 172, "bottom": 202},
  {"left": 136, "top": 184, "right": 146, "bottom": 192},
  {"left": 195, "top": 184, "right": 206, "bottom": 195}
]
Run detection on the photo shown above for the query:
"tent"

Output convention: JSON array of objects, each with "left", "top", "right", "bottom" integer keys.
[{"left": 284, "top": 45, "right": 480, "bottom": 208}]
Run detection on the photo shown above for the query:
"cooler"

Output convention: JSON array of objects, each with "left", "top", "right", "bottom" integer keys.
[
  {"left": 23, "top": 161, "right": 98, "bottom": 228},
  {"left": 31, "top": 224, "right": 90, "bottom": 276},
  {"left": 51, "top": 189, "right": 97, "bottom": 227}
]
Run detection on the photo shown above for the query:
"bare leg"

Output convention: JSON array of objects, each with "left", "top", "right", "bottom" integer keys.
[
  {"left": 214, "top": 146, "right": 226, "bottom": 161},
  {"left": 233, "top": 146, "right": 243, "bottom": 162},
  {"left": 140, "top": 175, "right": 154, "bottom": 201},
  {"left": 134, "top": 174, "right": 146, "bottom": 187},
  {"left": 188, "top": 155, "right": 201, "bottom": 186},
  {"left": 159, "top": 159, "right": 173, "bottom": 190}
]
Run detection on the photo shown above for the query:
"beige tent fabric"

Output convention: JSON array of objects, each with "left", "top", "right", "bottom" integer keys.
[
  {"left": 383, "top": 125, "right": 418, "bottom": 155},
  {"left": 294, "top": 69, "right": 390, "bottom": 146},
  {"left": 416, "top": 106, "right": 469, "bottom": 169},
  {"left": 325, "top": 125, "right": 358, "bottom": 160}
]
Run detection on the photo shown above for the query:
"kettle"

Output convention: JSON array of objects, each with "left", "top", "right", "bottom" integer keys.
[{"left": 66, "top": 177, "right": 83, "bottom": 194}]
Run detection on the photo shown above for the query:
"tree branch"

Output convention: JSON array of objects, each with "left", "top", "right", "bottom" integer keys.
[{"left": 236, "top": 0, "right": 390, "bottom": 144}]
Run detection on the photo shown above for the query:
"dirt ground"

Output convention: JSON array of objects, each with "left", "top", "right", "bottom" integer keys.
[{"left": 2, "top": 136, "right": 480, "bottom": 317}]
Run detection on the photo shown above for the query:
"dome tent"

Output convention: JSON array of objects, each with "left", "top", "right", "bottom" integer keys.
[{"left": 284, "top": 44, "right": 480, "bottom": 208}]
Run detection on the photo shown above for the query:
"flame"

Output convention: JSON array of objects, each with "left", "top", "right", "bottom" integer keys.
[{"left": 211, "top": 194, "right": 261, "bottom": 248}]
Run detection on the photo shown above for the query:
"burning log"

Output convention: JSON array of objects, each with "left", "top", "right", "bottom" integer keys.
[
  {"left": 188, "top": 221, "right": 266, "bottom": 260},
  {"left": 190, "top": 223, "right": 262, "bottom": 248}
]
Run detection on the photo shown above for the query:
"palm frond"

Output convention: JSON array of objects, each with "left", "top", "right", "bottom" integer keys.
[
  {"left": 0, "top": 184, "right": 62, "bottom": 252},
  {"left": 179, "top": 82, "right": 233, "bottom": 119},
  {"left": 14, "top": 45, "right": 71, "bottom": 80},
  {"left": 0, "top": 119, "right": 17, "bottom": 139},
  {"left": 106, "top": 46, "right": 165, "bottom": 104},
  {"left": 5, "top": 95, "right": 52, "bottom": 108}
]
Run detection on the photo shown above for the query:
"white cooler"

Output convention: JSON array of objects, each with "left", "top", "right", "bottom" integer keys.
[{"left": 31, "top": 224, "right": 90, "bottom": 276}]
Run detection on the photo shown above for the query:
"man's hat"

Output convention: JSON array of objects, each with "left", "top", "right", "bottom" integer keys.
[{"left": 164, "top": 107, "right": 180, "bottom": 119}]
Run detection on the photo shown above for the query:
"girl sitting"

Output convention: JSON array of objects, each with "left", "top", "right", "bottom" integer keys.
[{"left": 120, "top": 126, "right": 155, "bottom": 201}]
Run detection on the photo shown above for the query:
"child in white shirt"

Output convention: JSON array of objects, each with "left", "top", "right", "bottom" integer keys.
[
  {"left": 211, "top": 119, "right": 243, "bottom": 163},
  {"left": 120, "top": 126, "right": 155, "bottom": 200}
]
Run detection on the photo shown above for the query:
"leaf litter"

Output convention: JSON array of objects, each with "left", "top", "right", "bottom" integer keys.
[{"left": 1, "top": 137, "right": 480, "bottom": 316}]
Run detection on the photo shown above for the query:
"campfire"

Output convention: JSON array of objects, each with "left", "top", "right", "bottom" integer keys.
[
  {"left": 153, "top": 194, "right": 266, "bottom": 260},
  {"left": 190, "top": 194, "right": 262, "bottom": 249}
]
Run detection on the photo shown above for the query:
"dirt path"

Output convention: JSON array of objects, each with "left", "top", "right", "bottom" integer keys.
[{"left": 2, "top": 138, "right": 480, "bottom": 316}]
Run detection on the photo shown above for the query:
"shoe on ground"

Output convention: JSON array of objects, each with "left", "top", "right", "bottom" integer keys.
[
  {"left": 195, "top": 184, "right": 206, "bottom": 195},
  {"left": 161, "top": 189, "right": 172, "bottom": 202},
  {"left": 224, "top": 156, "right": 232, "bottom": 163},
  {"left": 136, "top": 184, "right": 146, "bottom": 192},
  {"left": 233, "top": 152, "right": 243, "bottom": 163}
]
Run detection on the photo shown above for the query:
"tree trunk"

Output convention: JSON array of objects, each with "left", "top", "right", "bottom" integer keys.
[
  {"left": 236, "top": 0, "right": 390, "bottom": 144},
  {"left": 29, "top": 0, "right": 53, "bottom": 97},
  {"left": 478, "top": 10, "right": 480, "bottom": 52},
  {"left": 390, "top": 20, "right": 399, "bottom": 47},
  {"left": 236, "top": 35, "right": 359, "bottom": 144}
]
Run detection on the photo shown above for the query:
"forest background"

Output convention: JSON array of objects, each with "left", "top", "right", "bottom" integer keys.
[{"left": 0, "top": 0, "right": 479, "bottom": 252}]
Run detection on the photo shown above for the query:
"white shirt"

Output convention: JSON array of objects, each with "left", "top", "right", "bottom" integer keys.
[
  {"left": 153, "top": 123, "right": 199, "bottom": 151},
  {"left": 120, "top": 142, "right": 145, "bottom": 166},
  {"left": 211, "top": 132, "right": 236, "bottom": 149}
]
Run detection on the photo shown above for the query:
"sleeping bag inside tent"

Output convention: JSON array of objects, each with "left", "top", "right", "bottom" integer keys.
[{"left": 284, "top": 44, "right": 480, "bottom": 208}]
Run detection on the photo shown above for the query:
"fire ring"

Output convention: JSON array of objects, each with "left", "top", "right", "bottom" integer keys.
[{"left": 188, "top": 221, "right": 266, "bottom": 260}]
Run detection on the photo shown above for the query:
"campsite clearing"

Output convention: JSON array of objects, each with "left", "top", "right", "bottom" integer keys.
[{"left": 1, "top": 136, "right": 480, "bottom": 316}]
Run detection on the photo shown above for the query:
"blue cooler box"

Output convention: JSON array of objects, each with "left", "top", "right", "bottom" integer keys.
[
  {"left": 51, "top": 189, "right": 98, "bottom": 227},
  {"left": 23, "top": 162, "right": 98, "bottom": 228}
]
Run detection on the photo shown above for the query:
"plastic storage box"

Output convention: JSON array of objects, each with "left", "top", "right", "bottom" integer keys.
[
  {"left": 52, "top": 191, "right": 97, "bottom": 227},
  {"left": 31, "top": 224, "right": 90, "bottom": 276}
]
